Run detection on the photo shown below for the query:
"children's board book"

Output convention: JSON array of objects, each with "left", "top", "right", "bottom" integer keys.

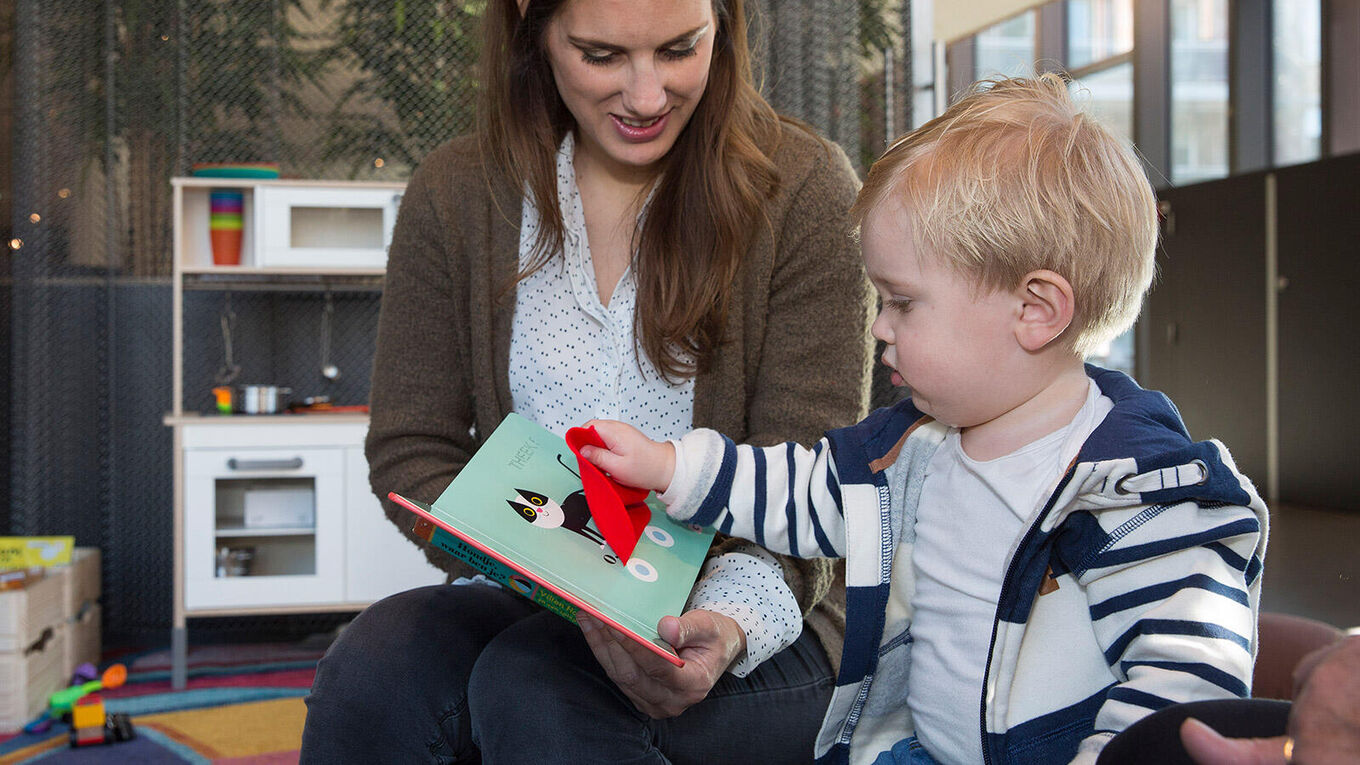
[{"left": 388, "top": 413, "right": 716, "bottom": 666}]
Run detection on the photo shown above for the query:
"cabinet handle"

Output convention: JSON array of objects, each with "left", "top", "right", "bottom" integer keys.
[
  {"left": 227, "top": 457, "right": 304, "bottom": 471},
  {"left": 25, "top": 627, "right": 54, "bottom": 656}
]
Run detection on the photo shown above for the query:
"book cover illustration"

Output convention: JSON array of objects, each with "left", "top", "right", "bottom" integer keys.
[{"left": 389, "top": 413, "right": 715, "bottom": 665}]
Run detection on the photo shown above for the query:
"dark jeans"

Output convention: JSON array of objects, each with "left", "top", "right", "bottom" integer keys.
[
  {"left": 1097, "top": 698, "right": 1292, "bottom": 765},
  {"left": 301, "top": 583, "right": 835, "bottom": 764}
]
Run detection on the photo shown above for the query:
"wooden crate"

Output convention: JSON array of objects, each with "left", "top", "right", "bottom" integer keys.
[
  {"left": 59, "top": 548, "right": 101, "bottom": 618},
  {"left": 0, "top": 624, "right": 67, "bottom": 731},
  {"left": 0, "top": 571, "right": 64, "bottom": 654},
  {"left": 64, "top": 603, "right": 102, "bottom": 672}
]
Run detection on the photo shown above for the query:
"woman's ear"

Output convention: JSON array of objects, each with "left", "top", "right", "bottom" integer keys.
[
  {"left": 1014, "top": 269, "right": 1075, "bottom": 352},
  {"left": 517, "top": 0, "right": 531, "bottom": 18}
]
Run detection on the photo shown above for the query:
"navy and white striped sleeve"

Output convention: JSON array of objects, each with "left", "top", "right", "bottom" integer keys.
[
  {"left": 1075, "top": 498, "right": 1264, "bottom": 757},
  {"left": 661, "top": 428, "right": 848, "bottom": 559}
]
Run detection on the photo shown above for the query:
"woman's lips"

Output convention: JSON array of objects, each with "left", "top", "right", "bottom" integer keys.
[{"left": 610, "top": 110, "right": 670, "bottom": 142}]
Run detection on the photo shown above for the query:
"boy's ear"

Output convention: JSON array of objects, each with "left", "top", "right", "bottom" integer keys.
[{"left": 1014, "top": 270, "right": 1075, "bottom": 352}]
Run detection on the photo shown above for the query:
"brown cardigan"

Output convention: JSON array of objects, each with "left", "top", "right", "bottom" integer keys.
[{"left": 365, "top": 124, "right": 874, "bottom": 672}]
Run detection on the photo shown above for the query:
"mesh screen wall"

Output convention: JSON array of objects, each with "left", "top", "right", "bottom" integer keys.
[{"left": 7, "top": 0, "right": 912, "bottom": 644}]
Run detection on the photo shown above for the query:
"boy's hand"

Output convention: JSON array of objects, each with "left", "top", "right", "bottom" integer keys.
[{"left": 578, "top": 420, "right": 676, "bottom": 495}]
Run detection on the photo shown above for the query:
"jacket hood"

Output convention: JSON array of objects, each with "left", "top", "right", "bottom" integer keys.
[{"left": 1075, "top": 365, "right": 1258, "bottom": 509}]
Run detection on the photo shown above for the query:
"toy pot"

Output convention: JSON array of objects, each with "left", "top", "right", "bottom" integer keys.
[{"left": 237, "top": 384, "right": 291, "bottom": 414}]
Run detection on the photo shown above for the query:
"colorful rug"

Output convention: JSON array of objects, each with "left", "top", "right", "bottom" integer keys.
[{"left": 0, "top": 642, "right": 323, "bottom": 764}]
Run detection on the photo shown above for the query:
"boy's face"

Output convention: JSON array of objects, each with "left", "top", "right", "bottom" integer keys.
[{"left": 863, "top": 203, "right": 1023, "bottom": 429}]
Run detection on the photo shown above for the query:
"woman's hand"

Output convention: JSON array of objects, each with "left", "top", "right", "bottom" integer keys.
[
  {"left": 579, "top": 420, "right": 677, "bottom": 495},
  {"left": 578, "top": 610, "right": 747, "bottom": 719},
  {"left": 1181, "top": 635, "right": 1360, "bottom": 765}
]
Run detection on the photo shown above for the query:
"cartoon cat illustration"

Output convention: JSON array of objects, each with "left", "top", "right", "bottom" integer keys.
[
  {"left": 505, "top": 455, "right": 664, "bottom": 581},
  {"left": 506, "top": 487, "right": 607, "bottom": 548},
  {"left": 505, "top": 454, "right": 610, "bottom": 550}
]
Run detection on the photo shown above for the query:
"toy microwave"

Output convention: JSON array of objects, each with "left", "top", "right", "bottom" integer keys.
[{"left": 254, "top": 185, "right": 403, "bottom": 269}]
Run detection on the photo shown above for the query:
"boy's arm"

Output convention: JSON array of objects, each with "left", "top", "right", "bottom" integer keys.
[
  {"left": 1069, "top": 498, "right": 1266, "bottom": 764},
  {"left": 663, "top": 429, "right": 849, "bottom": 559},
  {"left": 583, "top": 422, "right": 849, "bottom": 559}
]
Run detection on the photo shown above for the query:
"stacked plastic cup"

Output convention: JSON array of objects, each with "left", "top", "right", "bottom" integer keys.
[{"left": 209, "top": 189, "right": 244, "bottom": 265}]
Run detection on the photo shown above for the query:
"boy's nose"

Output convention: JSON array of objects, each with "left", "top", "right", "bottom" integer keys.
[{"left": 871, "top": 311, "right": 893, "bottom": 344}]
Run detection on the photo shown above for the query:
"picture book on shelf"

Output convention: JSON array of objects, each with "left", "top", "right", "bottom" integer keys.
[{"left": 388, "top": 413, "right": 715, "bottom": 666}]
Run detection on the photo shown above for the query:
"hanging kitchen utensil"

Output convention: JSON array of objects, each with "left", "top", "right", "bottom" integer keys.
[
  {"left": 215, "top": 293, "right": 241, "bottom": 385},
  {"left": 320, "top": 292, "right": 340, "bottom": 381}
]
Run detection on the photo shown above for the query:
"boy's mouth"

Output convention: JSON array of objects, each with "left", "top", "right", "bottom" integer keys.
[{"left": 882, "top": 356, "right": 905, "bottom": 387}]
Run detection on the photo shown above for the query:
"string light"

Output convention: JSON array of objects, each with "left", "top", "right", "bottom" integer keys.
[
  {"left": 58, "top": 188, "right": 71, "bottom": 199},
  {"left": 29, "top": 213, "right": 41, "bottom": 223},
  {"left": 9, "top": 239, "right": 22, "bottom": 250},
  {"left": 373, "top": 158, "right": 385, "bottom": 168}
]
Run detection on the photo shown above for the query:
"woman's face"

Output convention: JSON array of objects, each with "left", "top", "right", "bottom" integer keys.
[{"left": 541, "top": 0, "right": 717, "bottom": 177}]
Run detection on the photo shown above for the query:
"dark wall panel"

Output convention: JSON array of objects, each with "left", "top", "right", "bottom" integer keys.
[
  {"left": 1274, "top": 153, "right": 1360, "bottom": 510},
  {"left": 1146, "top": 176, "right": 1269, "bottom": 485},
  {"left": 105, "top": 283, "right": 173, "bottom": 638}
]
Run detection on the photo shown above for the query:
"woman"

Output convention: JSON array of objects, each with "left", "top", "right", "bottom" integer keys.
[{"left": 301, "top": 0, "right": 872, "bottom": 761}]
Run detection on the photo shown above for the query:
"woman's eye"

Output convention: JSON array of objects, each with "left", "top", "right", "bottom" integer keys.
[
  {"left": 581, "top": 50, "right": 616, "bottom": 66},
  {"left": 661, "top": 45, "right": 698, "bottom": 61}
]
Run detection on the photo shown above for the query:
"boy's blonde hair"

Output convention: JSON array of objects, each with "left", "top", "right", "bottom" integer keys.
[{"left": 853, "top": 74, "right": 1158, "bottom": 356}]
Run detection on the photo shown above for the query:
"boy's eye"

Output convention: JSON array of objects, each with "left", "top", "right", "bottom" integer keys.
[{"left": 886, "top": 297, "right": 913, "bottom": 314}]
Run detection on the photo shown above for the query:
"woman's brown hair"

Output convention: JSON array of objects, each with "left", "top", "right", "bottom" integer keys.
[{"left": 479, "top": 0, "right": 782, "bottom": 380}]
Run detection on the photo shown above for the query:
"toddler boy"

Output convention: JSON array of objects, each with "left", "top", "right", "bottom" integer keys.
[{"left": 581, "top": 75, "right": 1268, "bottom": 765}]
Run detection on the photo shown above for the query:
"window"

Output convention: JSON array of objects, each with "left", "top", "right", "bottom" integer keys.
[
  {"left": 911, "top": 0, "right": 938, "bottom": 129},
  {"left": 1171, "top": 0, "right": 1230, "bottom": 184},
  {"left": 1066, "top": 0, "right": 1138, "bottom": 377},
  {"left": 1068, "top": 0, "right": 1134, "bottom": 69},
  {"left": 975, "top": 11, "right": 1036, "bottom": 80},
  {"left": 1088, "top": 329, "right": 1136, "bottom": 377},
  {"left": 1273, "top": 0, "right": 1322, "bottom": 165},
  {"left": 1067, "top": 0, "right": 1135, "bottom": 146},
  {"left": 1071, "top": 62, "right": 1135, "bottom": 145}
]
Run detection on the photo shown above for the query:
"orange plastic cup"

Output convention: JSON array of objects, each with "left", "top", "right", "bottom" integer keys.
[{"left": 210, "top": 228, "right": 243, "bottom": 266}]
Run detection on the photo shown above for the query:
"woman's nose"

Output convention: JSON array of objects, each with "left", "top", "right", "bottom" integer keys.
[{"left": 621, "top": 61, "right": 667, "bottom": 116}]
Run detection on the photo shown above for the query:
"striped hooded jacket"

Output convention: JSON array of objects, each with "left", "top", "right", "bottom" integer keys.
[{"left": 663, "top": 366, "right": 1268, "bottom": 765}]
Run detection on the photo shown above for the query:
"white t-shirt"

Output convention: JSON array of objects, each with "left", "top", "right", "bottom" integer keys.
[{"left": 902, "top": 379, "right": 1112, "bottom": 764}]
